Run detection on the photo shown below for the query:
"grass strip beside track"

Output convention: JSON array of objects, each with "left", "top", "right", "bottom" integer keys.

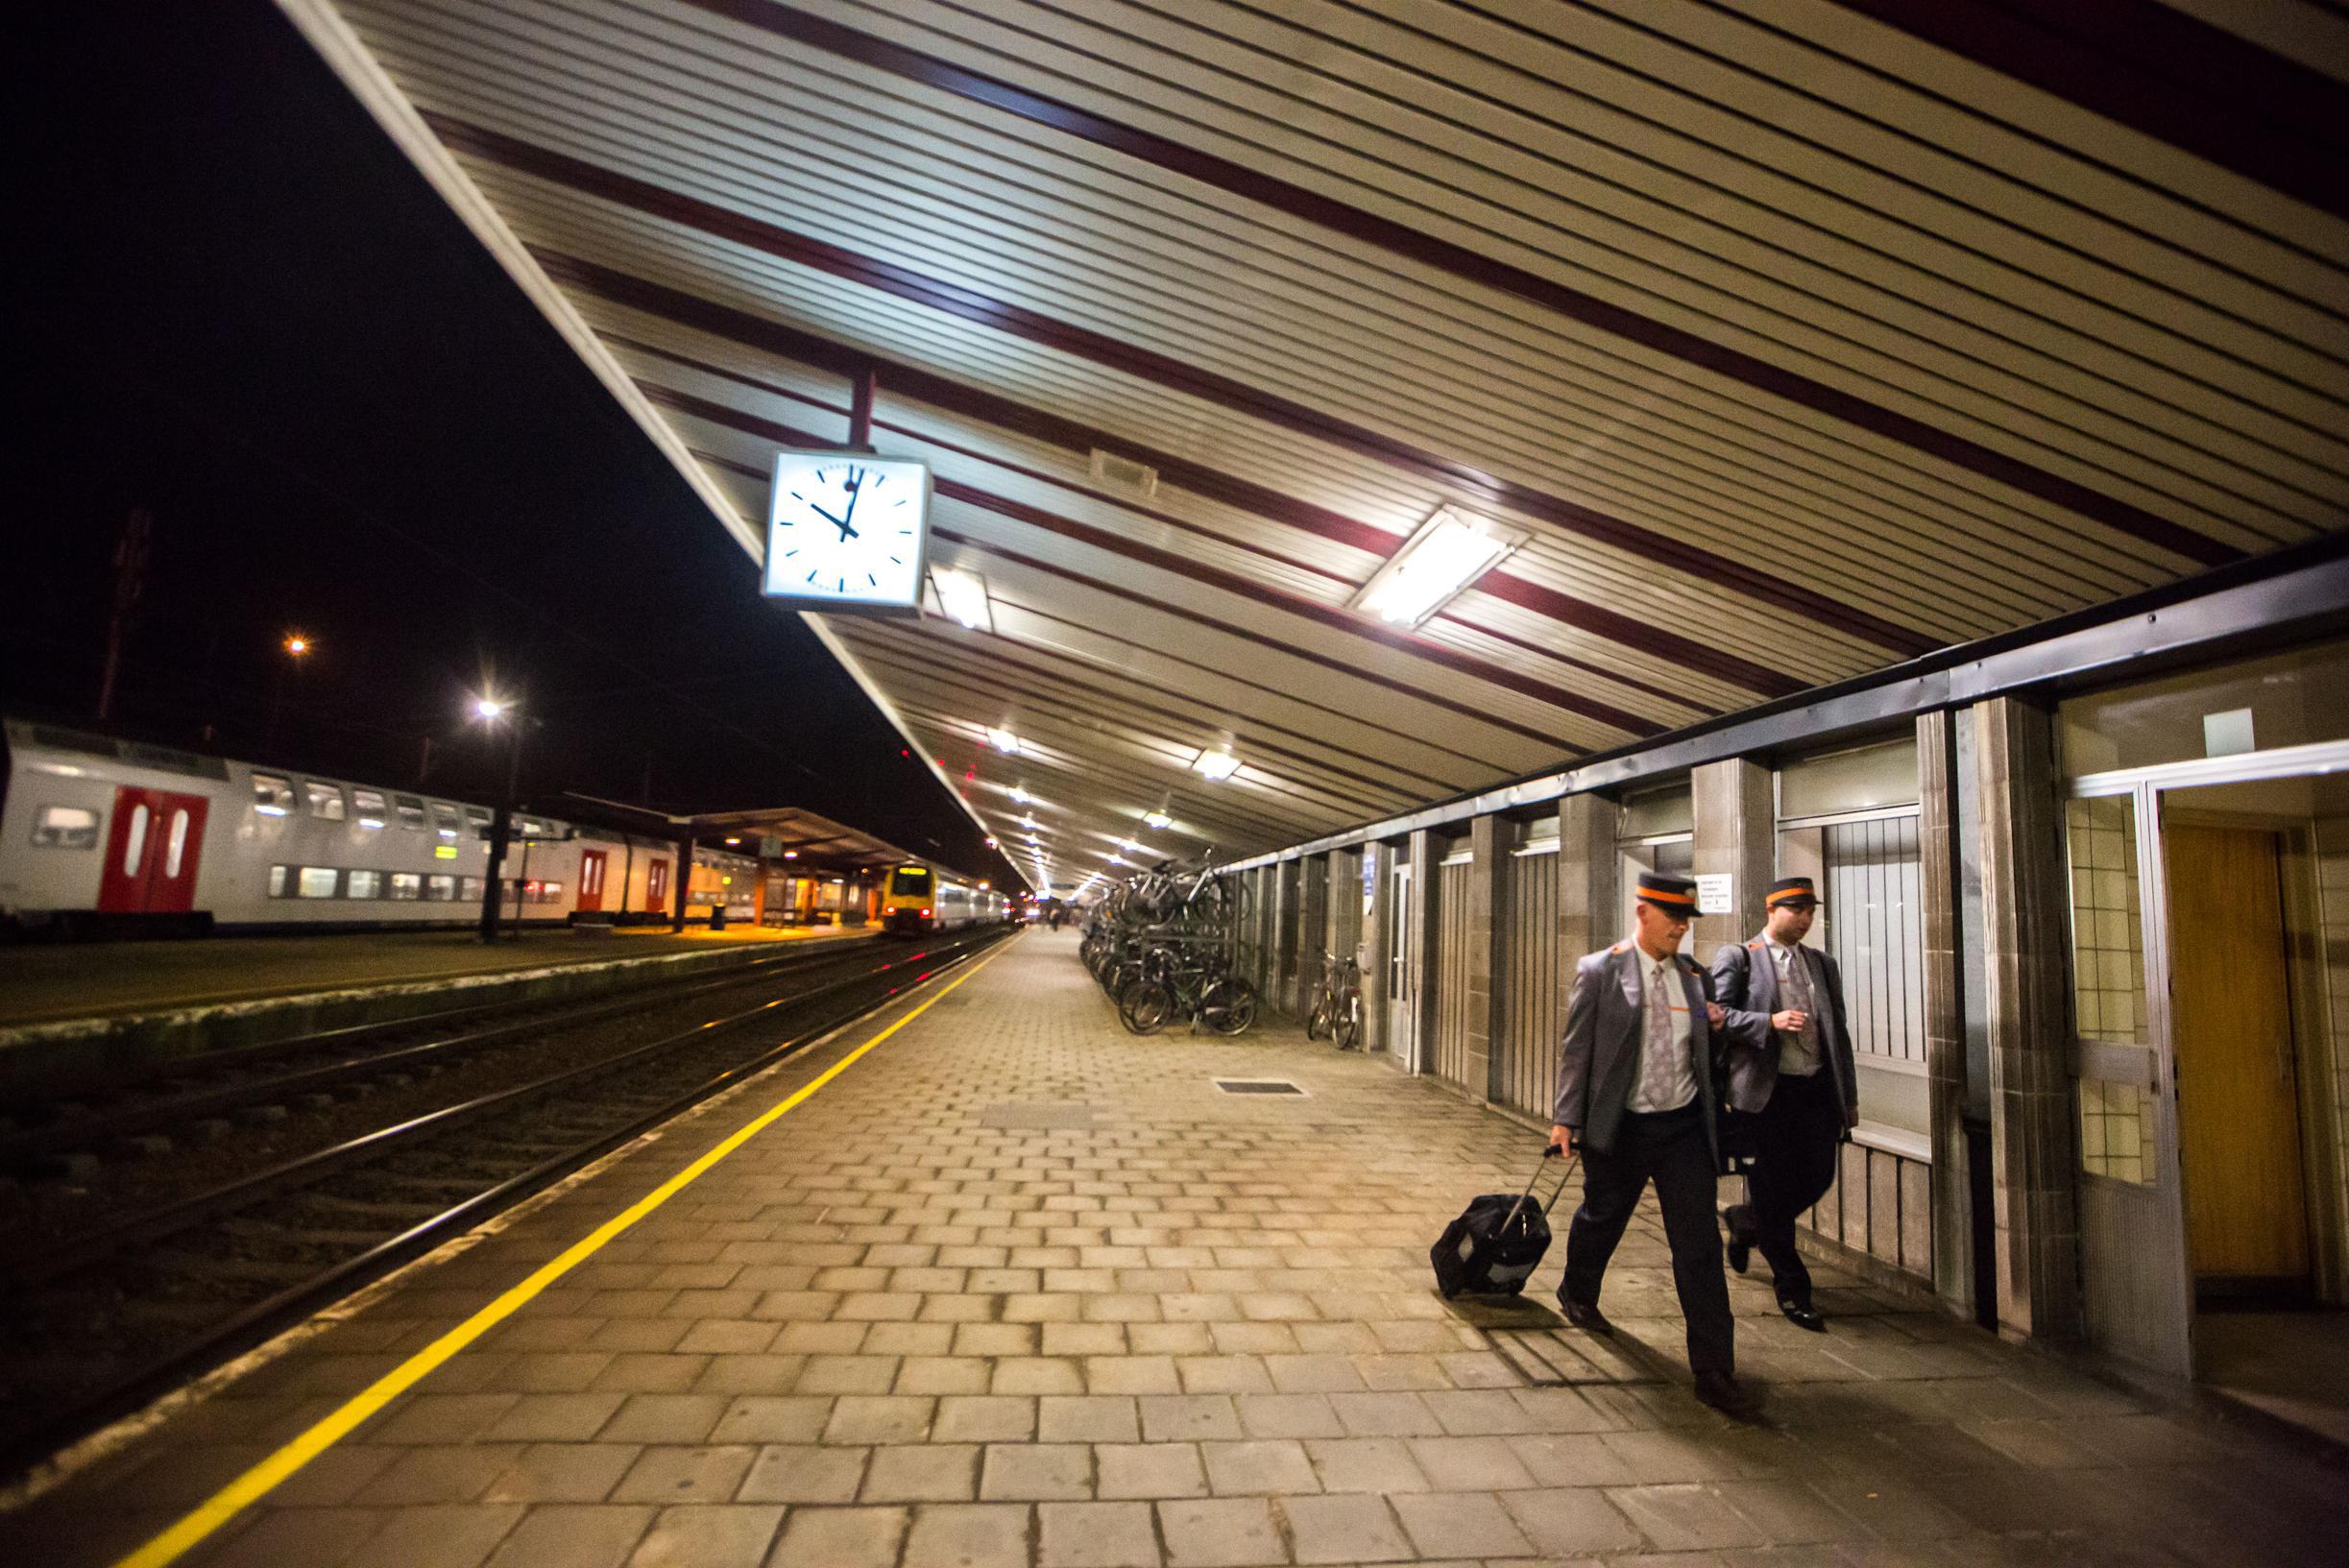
[{"left": 109, "top": 934, "right": 1016, "bottom": 1568}]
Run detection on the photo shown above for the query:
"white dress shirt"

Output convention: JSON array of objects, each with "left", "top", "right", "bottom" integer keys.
[{"left": 1625, "top": 947, "right": 1698, "bottom": 1114}]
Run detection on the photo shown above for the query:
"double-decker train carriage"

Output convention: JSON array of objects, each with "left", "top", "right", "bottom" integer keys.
[{"left": 0, "top": 719, "right": 681, "bottom": 936}]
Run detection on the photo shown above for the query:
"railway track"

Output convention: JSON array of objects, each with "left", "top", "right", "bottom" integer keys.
[{"left": 0, "top": 927, "right": 1009, "bottom": 1474}]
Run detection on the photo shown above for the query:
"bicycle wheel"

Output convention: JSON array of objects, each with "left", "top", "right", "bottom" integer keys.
[
  {"left": 1120, "top": 980, "right": 1174, "bottom": 1035},
  {"left": 1331, "top": 994, "right": 1360, "bottom": 1050},
  {"left": 1306, "top": 995, "right": 1331, "bottom": 1041},
  {"left": 1199, "top": 977, "right": 1257, "bottom": 1037}
]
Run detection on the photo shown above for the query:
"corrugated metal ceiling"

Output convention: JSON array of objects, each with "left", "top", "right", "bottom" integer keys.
[{"left": 293, "top": 0, "right": 2348, "bottom": 891}]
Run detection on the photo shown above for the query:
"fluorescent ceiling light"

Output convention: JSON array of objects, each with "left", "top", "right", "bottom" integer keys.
[
  {"left": 1143, "top": 810, "right": 1172, "bottom": 830},
  {"left": 1010, "top": 786, "right": 1029, "bottom": 805},
  {"left": 1194, "top": 748, "right": 1240, "bottom": 782},
  {"left": 985, "top": 726, "right": 1020, "bottom": 754},
  {"left": 1347, "top": 505, "right": 1526, "bottom": 629},
  {"left": 931, "top": 566, "right": 993, "bottom": 632}
]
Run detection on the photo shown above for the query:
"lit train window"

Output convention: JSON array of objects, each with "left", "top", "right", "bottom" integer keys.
[
  {"left": 122, "top": 805, "right": 149, "bottom": 876},
  {"left": 303, "top": 782, "right": 347, "bottom": 821},
  {"left": 31, "top": 805, "right": 100, "bottom": 849},
  {"left": 464, "top": 807, "right": 491, "bottom": 838},
  {"left": 164, "top": 809, "right": 190, "bottom": 878},
  {"left": 347, "top": 869, "right": 384, "bottom": 899},
  {"left": 431, "top": 802, "right": 463, "bottom": 839},
  {"left": 392, "top": 795, "right": 427, "bottom": 832},
  {"left": 251, "top": 775, "right": 294, "bottom": 817},
  {"left": 268, "top": 864, "right": 289, "bottom": 897},
  {"left": 297, "top": 867, "right": 340, "bottom": 899},
  {"left": 426, "top": 874, "right": 456, "bottom": 901},
  {"left": 352, "top": 789, "right": 389, "bottom": 829},
  {"left": 460, "top": 876, "right": 483, "bottom": 900},
  {"left": 389, "top": 873, "right": 423, "bottom": 900},
  {"left": 889, "top": 866, "right": 932, "bottom": 895}
]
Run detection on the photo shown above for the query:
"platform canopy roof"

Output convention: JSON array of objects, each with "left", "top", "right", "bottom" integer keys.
[
  {"left": 583, "top": 799, "right": 970, "bottom": 883},
  {"left": 287, "top": 0, "right": 2349, "bottom": 895}
]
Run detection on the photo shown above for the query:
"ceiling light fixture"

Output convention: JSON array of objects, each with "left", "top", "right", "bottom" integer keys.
[
  {"left": 1010, "top": 786, "right": 1029, "bottom": 805},
  {"left": 985, "top": 726, "right": 1020, "bottom": 754},
  {"left": 1348, "top": 505, "right": 1527, "bottom": 629},
  {"left": 1193, "top": 749, "right": 1240, "bottom": 782},
  {"left": 930, "top": 566, "right": 994, "bottom": 633},
  {"left": 1143, "top": 810, "right": 1172, "bottom": 831}
]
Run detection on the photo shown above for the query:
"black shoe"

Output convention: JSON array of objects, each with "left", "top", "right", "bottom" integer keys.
[
  {"left": 1557, "top": 1292, "right": 1614, "bottom": 1337},
  {"left": 1724, "top": 1206, "right": 1755, "bottom": 1276},
  {"left": 1778, "top": 1298, "right": 1826, "bottom": 1333},
  {"left": 1693, "top": 1369, "right": 1757, "bottom": 1417}
]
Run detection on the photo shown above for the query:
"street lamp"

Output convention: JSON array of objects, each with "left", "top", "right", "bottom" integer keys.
[
  {"left": 266, "top": 632, "right": 315, "bottom": 749},
  {"left": 472, "top": 694, "right": 523, "bottom": 943}
]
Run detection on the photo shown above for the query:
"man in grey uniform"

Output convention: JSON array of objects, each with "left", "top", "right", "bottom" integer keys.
[
  {"left": 1710, "top": 876, "right": 1858, "bottom": 1331},
  {"left": 1547, "top": 871, "right": 1752, "bottom": 1415}
]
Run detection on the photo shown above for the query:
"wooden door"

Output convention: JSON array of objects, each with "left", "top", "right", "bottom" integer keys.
[
  {"left": 97, "top": 787, "right": 209, "bottom": 913},
  {"left": 2165, "top": 824, "right": 2309, "bottom": 1286},
  {"left": 577, "top": 848, "right": 607, "bottom": 912}
]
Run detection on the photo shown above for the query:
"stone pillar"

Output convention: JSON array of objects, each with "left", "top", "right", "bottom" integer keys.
[
  {"left": 1405, "top": 828, "right": 1440, "bottom": 1075},
  {"left": 1558, "top": 792, "right": 1621, "bottom": 965},
  {"left": 1296, "top": 854, "right": 1330, "bottom": 1017},
  {"left": 1919, "top": 709, "right": 1975, "bottom": 1318},
  {"left": 1327, "top": 847, "right": 1363, "bottom": 974},
  {"left": 1692, "top": 759, "right": 1772, "bottom": 953},
  {"left": 1465, "top": 814, "right": 1506, "bottom": 1101},
  {"left": 1973, "top": 697, "right": 2081, "bottom": 1341},
  {"left": 1270, "top": 862, "right": 1298, "bottom": 1016},
  {"left": 1361, "top": 842, "right": 1390, "bottom": 1055}
]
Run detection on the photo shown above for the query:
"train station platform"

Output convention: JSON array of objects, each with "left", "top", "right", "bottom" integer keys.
[{"left": 5, "top": 928, "right": 2341, "bottom": 1568}]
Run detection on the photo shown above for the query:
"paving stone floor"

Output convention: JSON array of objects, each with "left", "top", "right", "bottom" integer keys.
[{"left": 5, "top": 929, "right": 2344, "bottom": 1567}]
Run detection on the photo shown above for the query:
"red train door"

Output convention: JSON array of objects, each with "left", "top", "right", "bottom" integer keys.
[
  {"left": 577, "top": 848, "right": 607, "bottom": 912},
  {"left": 646, "top": 858, "right": 669, "bottom": 912},
  {"left": 97, "top": 787, "right": 210, "bottom": 914}
]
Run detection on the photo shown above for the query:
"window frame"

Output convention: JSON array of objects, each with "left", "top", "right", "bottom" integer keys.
[
  {"left": 251, "top": 773, "right": 295, "bottom": 817},
  {"left": 31, "top": 804, "right": 102, "bottom": 850},
  {"left": 303, "top": 781, "right": 348, "bottom": 821}
]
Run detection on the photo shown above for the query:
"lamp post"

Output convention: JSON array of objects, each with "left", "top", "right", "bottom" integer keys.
[
  {"left": 266, "top": 632, "right": 312, "bottom": 751},
  {"left": 472, "top": 695, "right": 521, "bottom": 944}
]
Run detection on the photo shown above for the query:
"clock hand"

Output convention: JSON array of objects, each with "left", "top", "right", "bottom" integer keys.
[{"left": 808, "top": 502, "right": 860, "bottom": 541}]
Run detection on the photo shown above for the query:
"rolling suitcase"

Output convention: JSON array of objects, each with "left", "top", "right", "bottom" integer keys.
[{"left": 1430, "top": 1144, "right": 1578, "bottom": 1298}]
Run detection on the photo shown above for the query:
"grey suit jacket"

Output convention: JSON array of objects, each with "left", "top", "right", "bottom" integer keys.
[
  {"left": 1552, "top": 942, "right": 1722, "bottom": 1164},
  {"left": 1707, "top": 934, "right": 1858, "bottom": 1122}
]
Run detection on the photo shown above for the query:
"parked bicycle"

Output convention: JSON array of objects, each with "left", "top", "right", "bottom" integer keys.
[
  {"left": 1118, "top": 941, "right": 1258, "bottom": 1037},
  {"left": 1305, "top": 952, "right": 1363, "bottom": 1050}
]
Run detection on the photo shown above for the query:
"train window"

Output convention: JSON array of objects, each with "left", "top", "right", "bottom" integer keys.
[
  {"left": 347, "top": 869, "right": 384, "bottom": 899},
  {"left": 163, "top": 809, "right": 190, "bottom": 878},
  {"left": 425, "top": 874, "right": 457, "bottom": 901},
  {"left": 889, "top": 866, "right": 932, "bottom": 896},
  {"left": 303, "top": 782, "right": 347, "bottom": 821},
  {"left": 352, "top": 789, "right": 389, "bottom": 829},
  {"left": 460, "top": 876, "right": 483, "bottom": 900},
  {"left": 251, "top": 774, "right": 294, "bottom": 817},
  {"left": 389, "top": 873, "right": 423, "bottom": 900},
  {"left": 297, "top": 866, "right": 340, "bottom": 899},
  {"left": 122, "top": 805, "right": 150, "bottom": 876},
  {"left": 464, "top": 806, "right": 491, "bottom": 837},
  {"left": 31, "top": 805, "right": 100, "bottom": 849},
  {"left": 393, "top": 795, "right": 427, "bottom": 831},
  {"left": 430, "top": 802, "right": 462, "bottom": 839},
  {"left": 268, "top": 864, "right": 289, "bottom": 898}
]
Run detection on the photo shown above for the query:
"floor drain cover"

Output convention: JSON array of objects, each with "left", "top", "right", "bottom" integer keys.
[{"left": 1214, "top": 1078, "right": 1303, "bottom": 1095}]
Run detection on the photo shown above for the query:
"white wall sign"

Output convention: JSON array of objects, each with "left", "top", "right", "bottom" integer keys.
[{"left": 1695, "top": 874, "right": 1734, "bottom": 916}]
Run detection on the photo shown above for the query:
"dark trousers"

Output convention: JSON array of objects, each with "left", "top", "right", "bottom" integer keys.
[
  {"left": 1729, "top": 1070, "right": 1842, "bottom": 1305},
  {"left": 1562, "top": 1103, "right": 1733, "bottom": 1376}
]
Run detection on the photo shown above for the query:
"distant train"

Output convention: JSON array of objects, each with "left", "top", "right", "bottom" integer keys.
[
  {"left": 879, "top": 862, "right": 1005, "bottom": 935},
  {"left": 3, "top": 718, "right": 746, "bottom": 936}
]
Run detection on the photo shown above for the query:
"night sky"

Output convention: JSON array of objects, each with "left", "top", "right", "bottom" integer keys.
[{"left": 9, "top": 2, "right": 1017, "bottom": 888}]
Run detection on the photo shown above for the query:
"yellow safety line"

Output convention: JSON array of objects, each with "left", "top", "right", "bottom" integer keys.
[{"left": 109, "top": 936, "right": 1016, "bottom": 1568}]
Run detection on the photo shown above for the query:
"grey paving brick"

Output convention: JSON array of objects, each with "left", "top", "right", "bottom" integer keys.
[
  {"left": 1157, "top": 1497, "right": 1287, "bottom": 1567},
  {"left": 1608, "top": 1482, "right": 1772, "bottom": 1551},
  {"left": 338, "top": 1503, "right": 523, "bottom": 1568},
  {"left": 981, "top": 1442, "right": 1094, "bottom": 1501},
  {"left": 765, "top": 1505, "right": 908, "bottom": 1567},
  {"left": 862, "top": 1443, "right": 981, "bottom": 1502},
  {"left": 481, "top": 1503, "right": 653, "bottom": 1568},
  {"left": 1277, "top": 1493, "right": 1412, "bottom": 1565},
  {"left": 793, "top": 1353, "right": 900, "bottom": 1394},
  {"left": 1039, "top": 1395, "right": 1141, "bottom": 1444},
  {"left": 1037, "top": 1501, "right": 1162, "bottom": 1568},
  {"left": 351, "top": 1443, "right": 524, "bottom": 1505},
  {"left": 1097, "top": 1443, "right": 1209, "bottom": 1500},
  {"left": 597, "top": 1394, "right": 729, "bottom": 1444},
  {"left": 901, "top": 1502, "right": 1032, "bottom": 1568},
  {"left": 483, "top": 1443, "right": 642, "bottom": 1504},
  {"left": 822, "top": 1394, "right": 935, "bottom": 1444},
  {"left": 1389, "top": 1490, "right": 1536, "bottom": 1559},
  {"left": 609, "top": 1444, "right": 756, "bottom": 1504},
  {"left": 1232, "top": 1394, "right": 1343, "bottom": 1440},
  {"left": 934, "top": 1394, "right": 1038, "bottom": 1442},
  {"left": 1200, "top": 1440, "right": 1318, "bottom": 1497},
  {"left": 479, "top": 1393, "right": 628, "bottom": 1444},
  {"left": 1138, "top": 1395, "right": 1243, "bottom": 1442},
  {"left": 623, "top": 1504, "right": 784, "bottom": 1567},
  {"left": 737, "top": 1443, "right": 868, "bottom": 1504},
  {"left": 1496, "top": 1485, "right": 1645, "bottom": 1556},
  {"left": 711, "top": 1395, "right": 832, "bottom": 1444},
  {"left": 994, "top": 1357, "right": 1089, "bottom": 1395}
]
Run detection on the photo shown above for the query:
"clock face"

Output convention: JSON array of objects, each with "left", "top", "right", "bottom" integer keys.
[{"left": 762, "top": 452, "right": 932, "bottom": 611}]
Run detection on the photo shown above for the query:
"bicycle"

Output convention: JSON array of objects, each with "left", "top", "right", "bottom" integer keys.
[
  {"left": 1119, "top": 944, "right": 1258, "bottom": 1037},
  {"left": 1305, "top": 952, "right": 1364, "bottom": 1050}
]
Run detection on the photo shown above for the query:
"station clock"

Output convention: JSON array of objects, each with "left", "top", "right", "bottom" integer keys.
[{"left": 761, "top": 450, "right": 932, "bottom": 613}]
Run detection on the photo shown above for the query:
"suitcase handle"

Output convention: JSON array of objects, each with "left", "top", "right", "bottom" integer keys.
[{"left": 1497, "top": 1143, "right": 1579, "bottom": 1234}]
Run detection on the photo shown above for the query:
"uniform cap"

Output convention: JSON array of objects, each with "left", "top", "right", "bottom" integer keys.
[
  {"left": 1635, "top": 871, "right": 1699, "bottom": 914},
  {"left": 1765, "top": 876, "right": 1823, "bottom": 908}
]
